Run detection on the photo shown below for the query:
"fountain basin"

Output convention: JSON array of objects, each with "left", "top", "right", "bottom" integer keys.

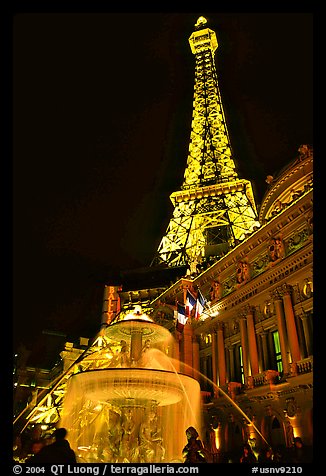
[
  {"left": 105, "top": 319, "right": 171, "bottom": 343},
  {"left": 59, "top": 310, "right": 203, "bottom": 462},
  {"left": 65, "top": 368, "right": 198, "bottom": 406}
]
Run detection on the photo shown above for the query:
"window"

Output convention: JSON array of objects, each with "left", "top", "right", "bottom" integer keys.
[
  {"left": 272, "top": 331, "right": 283, "bottom": 373},
  {"left": 239, "top": 346, "right": 245, "bottom": 384}
]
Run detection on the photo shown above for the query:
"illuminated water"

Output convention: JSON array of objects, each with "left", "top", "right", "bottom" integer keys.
[
  {"left": 170, "top": 358, "right": 270, "bottom": 449},
  {"left": 59, "top": 312, "right": 202, "bottom": 463},
  {"left": 60, "top": 309, "right": 270, "bottom": 462}
]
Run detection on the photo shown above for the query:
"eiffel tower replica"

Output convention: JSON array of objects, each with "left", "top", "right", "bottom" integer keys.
[{"left": 151, "top": 16, "right": 260, "bottom": 272}]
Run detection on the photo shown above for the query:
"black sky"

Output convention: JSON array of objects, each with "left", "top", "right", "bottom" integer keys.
[{"left": 12, "top": 12, "right": 313, "bottom": 353}]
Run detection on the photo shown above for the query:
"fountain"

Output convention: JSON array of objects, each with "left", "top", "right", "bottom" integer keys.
[{"left": 59, "top": 307, "right": 202, "bottom": 463}]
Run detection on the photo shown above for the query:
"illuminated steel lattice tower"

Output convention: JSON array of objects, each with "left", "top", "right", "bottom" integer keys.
[{"left": 152, "top": 17, "right": 260, "bottom": 268}]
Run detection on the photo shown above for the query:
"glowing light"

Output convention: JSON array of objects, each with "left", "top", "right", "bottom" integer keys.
[
  {"left": 195, "top": 16, "right": 207, "bottom": 28},
  {"left": 210, "top": 310, "right": 219, "bottom": 317},
  {"left": 213, "top": 426, "right": 220, "bottom": 450},
  {"left": 123, "top": 305, "right": 153, "bottom": 322}
]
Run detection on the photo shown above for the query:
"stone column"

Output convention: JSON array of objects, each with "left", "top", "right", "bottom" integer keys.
[
  {"left": 216, "top": 322, "right": 226, "bottom": 385},
  {"left": 257, "top": 332, "right": 264, "bottom": 373},
  {"left": 245, "top": 306, "right": 259, "bottom": 375},
  {"left": 211, "top": 331, "right": 218, "bottom": 386},
  {"left": 227, "top": 345, "right": 235, "bottom": 382},
  {"left": 239, "top": 317, "right": 250, "bottom": 379},
  {"left": 192, "top": 336, "right": 200, "bottom": 381},
  {"left": 294, "top": 309, "right": 306, "bottom": 358},
  {"left": 300, "top": 313, "right": 313, "bottom": 356},
  {"left": 271, "top": 289, "right": 290, "bottom": 374},
  {"left": 260, "top": 331, "right": 270, "bottom": 370},
  {"left": 281, "top": 285, "right": 301, "bottom": 363}
]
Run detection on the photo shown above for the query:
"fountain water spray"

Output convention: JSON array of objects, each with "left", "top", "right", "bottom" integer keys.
[
  {"left": 166, "top": 355, "right": 270, "bottom": 448},
  {"left": 59, "top": 309, "right": 202, "bottom": 463}
]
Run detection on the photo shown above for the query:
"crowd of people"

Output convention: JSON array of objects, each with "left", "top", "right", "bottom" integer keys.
[
  {"left": 15, "top": 425, "right": 312, "bottom": 464},
  {"left": 182, "top": 426, "right": 312, "bottom": 464}
]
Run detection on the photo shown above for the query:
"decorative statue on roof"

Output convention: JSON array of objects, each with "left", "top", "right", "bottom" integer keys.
[
  {"left": 298, "top": 144, "right": 312, "bottom": 160},
  {"left": 209, "top": 279, "right": 223, "bottom": 301},
  {"left": 236, "top": 259, "right": 251, "bottom": 286},
  {"left": 268, "top": 236, "right": 285, "bottom": 266},
  {"left": 271, "top": 199, "right": 284, "bottom": 217}
]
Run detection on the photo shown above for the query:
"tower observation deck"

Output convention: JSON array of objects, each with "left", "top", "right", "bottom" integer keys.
[{"left": 151, "top": 17, "right": 260, "bottom": 269}]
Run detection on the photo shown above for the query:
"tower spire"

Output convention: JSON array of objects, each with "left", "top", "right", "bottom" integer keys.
[{"left": 152, "top": 17, "right": 260, "bottom": 269}]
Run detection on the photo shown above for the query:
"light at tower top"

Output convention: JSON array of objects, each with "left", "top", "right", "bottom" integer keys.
[
  {"left": 195, "top": 16, "right": 207, "bottom": 28},
  {"left": 189, "top": 16, "right": 218, "bottom": 54}
]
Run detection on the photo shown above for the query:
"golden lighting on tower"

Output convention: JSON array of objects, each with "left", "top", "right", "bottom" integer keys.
[{"left": 152, "top": 18, "right": 260, "bottom": 268}]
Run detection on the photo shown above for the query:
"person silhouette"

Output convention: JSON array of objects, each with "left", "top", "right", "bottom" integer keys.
[
  {"left": 182, "top": 427, "right": 207, "bottom": 463},
  {"left": 27, "top": 428, "right": 77, "bottom": 464}
]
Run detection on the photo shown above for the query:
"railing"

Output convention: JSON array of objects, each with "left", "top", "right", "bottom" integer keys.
[
  {"left": 294, "top": 356, "right": 313, "bottom": 375},
  {"left": 251, "top": 373, "right": 266, "bottom": 387},
  {"left": 247, "top": 357, "right": 313, "bottom": 390},
  {"left": 200, "top": 358, "right": 313, "bottom": 400}
]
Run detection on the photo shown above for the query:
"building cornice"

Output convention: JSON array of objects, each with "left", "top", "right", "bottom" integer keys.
[
  {"left": 194, "top": 243, "right": 312, "bottom": 334},
  {"left": 192, "top": 191, "right": 312, "bottom": 289}
]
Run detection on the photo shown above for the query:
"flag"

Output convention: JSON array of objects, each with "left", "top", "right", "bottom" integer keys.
[
  {"left": 195, "top": 288, "right": 207, "bottom": 320},
  {"left": 186, "top": 289, "right": 196, "bottom": 317},
  {"left": 175, "top": 303, "right": 187, "bottom": 332}
]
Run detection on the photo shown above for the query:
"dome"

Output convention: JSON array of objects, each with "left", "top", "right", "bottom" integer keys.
[{"left": 259, "top": 144, "right": 313, "bottom": 224}]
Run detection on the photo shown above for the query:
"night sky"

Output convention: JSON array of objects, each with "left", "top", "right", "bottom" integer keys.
[{"left": 12, "top": 11, "right": 313, "bottom": 355}]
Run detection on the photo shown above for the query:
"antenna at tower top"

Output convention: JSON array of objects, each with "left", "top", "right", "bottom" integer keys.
[{"left": 194, "top": 16, "right": 208, "bottom": 29}]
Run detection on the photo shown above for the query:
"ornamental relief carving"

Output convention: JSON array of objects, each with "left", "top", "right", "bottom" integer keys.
[
  {"left": 284, "top": 397, "right": 299, "bottom": 419},
  {"left": 209, "top": 279, "right": 223, "bottom": 302},
  {"left": 269, "top": 284, "right": 293, "bottom": 301},
  {"left": 287, "top": 227, "right": 310, "bottom": 256},
  {"left": 306, "top": 211, "right": 313, "bottom": 234},
  {"left": 252, "top": 253, "right": 270, "bottom": 278},
  {"left": 302, "top": 278, "right": 313, "bottom": 298},
  {"left": 263, "top": 301, "right": 275, "bottom": 318},
  {"left": 236, "top": 259, "right": 251, "bottom": 287},
  {"left": 291, "top": 279, "right": 313, "bottom": 306},
  {"left": 201, "top": 230, "right": 310, "bottom": 311},
  {"left": 267, "top": 235, "right": 285, "bottom": 267},
  {"left": 269, "top": 287, "right": 283, "bottom": 301},
  {"left": 222, "top": 276, "right": 236, "bottom": 297},
  {"left": 255, "top": 306, "right": 266, "bottom": 323}
]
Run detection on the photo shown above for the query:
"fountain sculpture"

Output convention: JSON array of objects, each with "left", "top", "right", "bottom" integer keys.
[{"left": 59, "top": 307, "right": 202, "bottom": 463}]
